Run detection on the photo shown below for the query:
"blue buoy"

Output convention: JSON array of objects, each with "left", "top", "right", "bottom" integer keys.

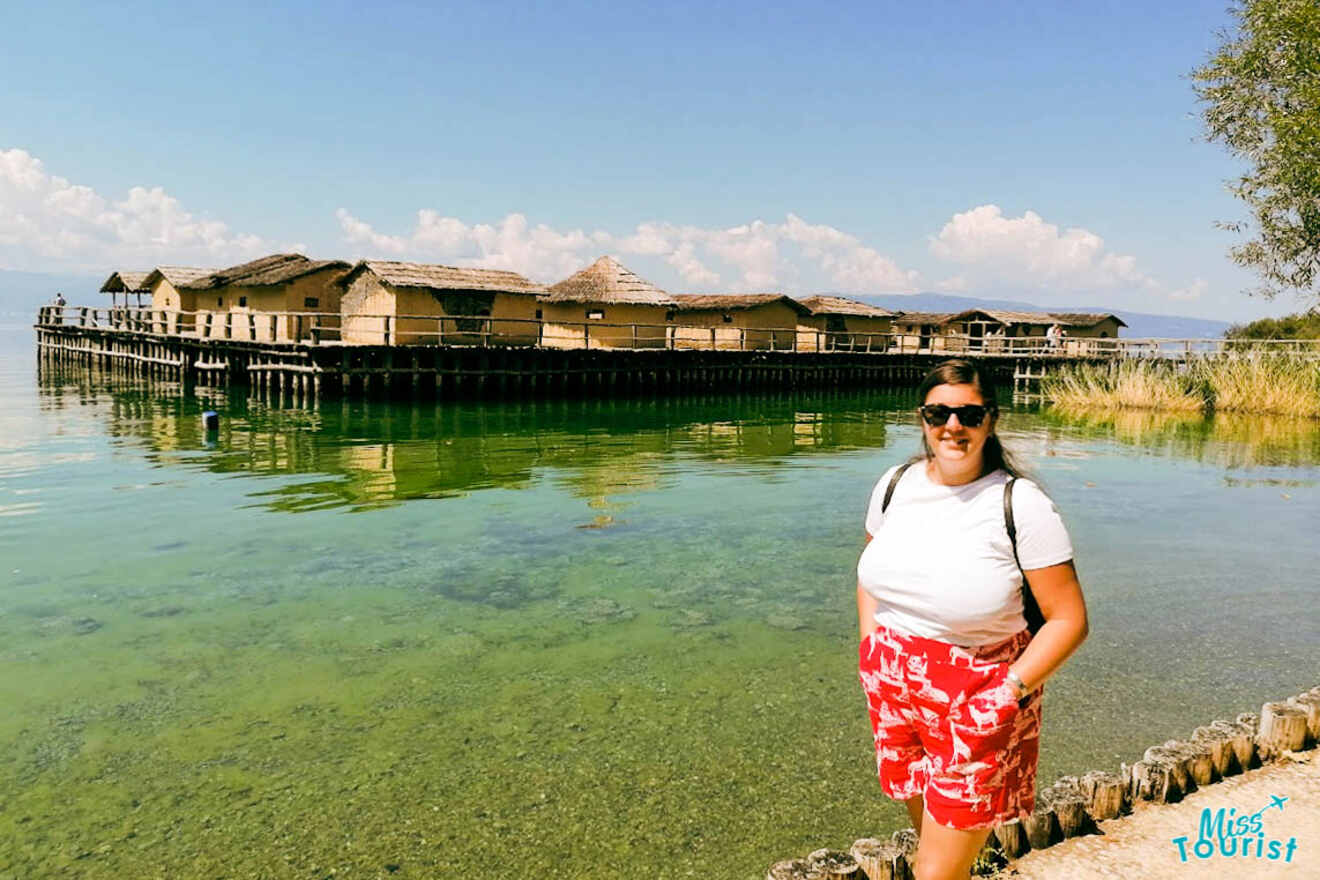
[{"left": 201, "top": 411, "right": 220, "bottom": 432}]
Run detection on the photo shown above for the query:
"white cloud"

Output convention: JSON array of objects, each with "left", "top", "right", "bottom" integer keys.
[
  {"left": 0, "top": 148, "right": 269, "bottom": 271},
  {"left": 934, "top": 274, "right": 969, "bottom": 292},
  {"left": 339, "top": 208, "right": 592, "bottom": 281},
  {"left": 338, "top": 208, "right": 921, "bottom": 293},
  {"left": 666, "top": 241, "right": 721, "bottom": 286},
  {"left": 1168, "top": 278, "right": 1208, "bottom": 301},
  {"left": 929, "top": 204, "right": 1158, "bottom": 291}
]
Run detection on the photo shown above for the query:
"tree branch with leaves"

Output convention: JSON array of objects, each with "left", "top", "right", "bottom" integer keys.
[{"left": 1192, "top": 0, "right": 1320, "bottom": 304}]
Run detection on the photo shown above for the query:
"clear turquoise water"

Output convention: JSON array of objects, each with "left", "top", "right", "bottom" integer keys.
[{"left": 2, "top": 319, "right": 1318, "bottom": 878}]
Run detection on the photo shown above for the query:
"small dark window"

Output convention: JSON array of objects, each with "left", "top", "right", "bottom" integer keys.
[
  {"left": 722, "top": 314, "right": 733, "bottom": 323},
  {"left": 238, "top": 296, "right": 247, "bottom": 307},
  {"left": 825, "top": 316, "right": 846, "bottom": 332},
  {"left": 587, "top": 309, "right": 604, "bottom": 320},
  {"left": 217, "top": 297, "right": 223, "bottom": 307},
  {"left": 535, "top": 308, "right": 543, "bottom": 319},
  {"left": 304, "top": 297, "right": 319, "bottom": 309},
  {"left": 665, "top": 310, "right": 676, "bottom": 322},
  {"left": 1100, "top": 331, "right": 1109, "bottom": 338}
]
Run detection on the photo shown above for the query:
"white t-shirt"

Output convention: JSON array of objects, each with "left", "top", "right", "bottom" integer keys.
[{"left": 857, "top": 462, "right": 1074, "bottom": 647}]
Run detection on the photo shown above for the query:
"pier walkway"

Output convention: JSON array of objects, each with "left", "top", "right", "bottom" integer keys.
[
  {"left": 33, "top": 305, "right": 1318, "bottom": 401},
  {"left": 1003, "top": 749, "right": 1318, "bottom": 879}
]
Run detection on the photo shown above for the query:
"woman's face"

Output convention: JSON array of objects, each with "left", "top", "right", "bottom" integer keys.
[{"left": 920, "top": 382, "right": 996, "bottom": 469}]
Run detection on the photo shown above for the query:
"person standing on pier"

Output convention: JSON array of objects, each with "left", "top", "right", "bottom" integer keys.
[
  {"left": 856, "top": 359, "right": 1089, "bottom": 880},
  {"left": 1045, "top": 322, "right": 1061, "bottom": 351}
]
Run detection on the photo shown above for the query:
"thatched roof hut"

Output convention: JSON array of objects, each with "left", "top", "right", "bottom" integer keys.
[
  {"left": 945, "top": 309, "right": 1127, "bottom": 340},
  {"left": 672, "top": 293, "right": 812, "bottom": 316},
  {"left": 181, "top": 254, "right": 351, "bottom": 343},
  {"left": 1050, "top": 312, "right": 1128, "bottom": 330},
  {"left": 542, "top": 256, "right": 677, "bottom": 306},
  {"left": 141, "top": 266, "right": 215, "bottom": 290},
  {"left": 538, "top": 257, "right": 676, "bottom": 349},
  {"left": 341, "top": 261, "right": 545, "bottom": 295},
  {"left": 137, "top": 266, "right": 219, "bottom": 324},
  {"left": 99, "top": 271, "right": 150, "bottom": 294},
  {"left": 182, "top": 254, "right": 349, "bottom": 291},
  {"left": 797, "top": 295, "right": 897, "bottom": 318},
  {"left": 892, "top": 311, "right": 955, "bottom": 326},
  {"left": 99, "top": 270, "right": 151, "bottom": 308},
  {"left": 338, "top": 260, "right": 546, "bottom": 345},
  {"left": 669, "top": 293, "right": 809, "bottom": 351}
]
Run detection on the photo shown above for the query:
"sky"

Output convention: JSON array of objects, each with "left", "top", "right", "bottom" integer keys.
[{"left": 0, "top": 0, "right": 1306, "bottom": 321}]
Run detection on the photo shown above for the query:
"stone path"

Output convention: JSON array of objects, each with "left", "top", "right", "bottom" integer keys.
[{"left": 998, "top": 749, "right": 1319, "bottom": 879}]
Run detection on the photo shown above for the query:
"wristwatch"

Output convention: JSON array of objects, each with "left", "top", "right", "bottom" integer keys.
[{"left": 1005, "top": 669, "right": 1031, "bottom": 698}]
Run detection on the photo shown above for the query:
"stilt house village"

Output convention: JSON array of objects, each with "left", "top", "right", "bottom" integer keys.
[{"left": 90, "top": 252, "right": 1124, "bottom": 353}]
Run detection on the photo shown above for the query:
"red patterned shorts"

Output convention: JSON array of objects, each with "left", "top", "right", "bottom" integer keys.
[{"left": 857, "top": 625, "right": 1042, "bottom": 830}]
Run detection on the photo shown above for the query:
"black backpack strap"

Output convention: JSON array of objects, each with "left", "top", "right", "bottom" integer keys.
[
  {"left": 1006, "top": 476, "right": 1046, "bottom": 636},
  {"left": 1004, "top": 476, "right": 1021, "bottom": 569},
  {"left": 881, "top": 460, "right": 916, "bottom": 514}
]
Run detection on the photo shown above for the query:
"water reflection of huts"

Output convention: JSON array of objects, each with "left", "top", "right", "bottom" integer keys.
[{"left": 77, "top": 389, "right": 896, "bottom": 511}]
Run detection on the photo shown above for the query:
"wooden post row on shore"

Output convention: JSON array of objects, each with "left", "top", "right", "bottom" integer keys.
[{"left": 768, "top": 684, "right": 1320, "bottom": 879}]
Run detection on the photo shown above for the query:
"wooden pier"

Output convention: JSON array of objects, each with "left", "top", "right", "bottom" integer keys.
[
  {"left": 42, "top": 304, "right": 1310, "bottom": 402},
  {"left": 35, "top": 309, "right": 1065, "bottom": 401}
]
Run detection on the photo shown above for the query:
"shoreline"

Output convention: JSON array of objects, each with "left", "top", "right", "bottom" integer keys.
[{"left": 766, "top": 685, "right": 1320, "bottom": 879}]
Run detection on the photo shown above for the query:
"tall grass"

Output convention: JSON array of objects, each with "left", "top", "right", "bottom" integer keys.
[
  {"left": 1204, "top": 355, "right": 1320, "bottom": 416},
  {"left": 1041, "top": 355, "right": 1320, "bottom": 417},
  {"left": 1042, "top": 360, "right": 1205, "bottom": 412}
]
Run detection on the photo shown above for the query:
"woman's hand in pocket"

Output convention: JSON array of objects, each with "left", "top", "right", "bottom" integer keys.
[{"left": 960, "top": 663, "right": 1022, "bottom": 731}]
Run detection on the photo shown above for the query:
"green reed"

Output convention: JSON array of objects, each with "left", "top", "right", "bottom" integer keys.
[{"left": 1041, "top": 355, "right": 1320, "bottom": 417}]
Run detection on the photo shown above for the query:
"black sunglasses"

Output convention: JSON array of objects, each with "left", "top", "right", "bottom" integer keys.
[{"left": 918, "top": 403, "right": 995, "bottom": 428}]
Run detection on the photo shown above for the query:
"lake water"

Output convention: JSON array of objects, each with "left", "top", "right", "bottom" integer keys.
[{"left": 1, "top": 318, "right": 1317, "bottom": 879}]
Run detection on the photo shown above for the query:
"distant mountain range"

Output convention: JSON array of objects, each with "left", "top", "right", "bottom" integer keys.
[
  {"left": 0, "top": 269, "right": 1232, "bottom": 338},
  {"left": 849, "top": 292, "right": 1231, "bottom": 339}
]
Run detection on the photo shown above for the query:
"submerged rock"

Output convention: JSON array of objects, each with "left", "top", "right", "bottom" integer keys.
[
  {"left": 670, "top": 609, "right": 713, "bottom": 631},
  {"left": 72, "top": 618, "right": 102, "bottom": 636},
  {"left": 140, "top": 606, "right": 187, "bottom": 618},
  {"left": 766, "top": 612, "right": 808, "bottom": 631},
  {"left": 559, "top": 597, "right": 636, "bottom": 625}
]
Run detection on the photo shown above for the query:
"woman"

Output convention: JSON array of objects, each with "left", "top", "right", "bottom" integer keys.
[{"left": 856, "top": 359, "right": 1089, "bottom": 880}]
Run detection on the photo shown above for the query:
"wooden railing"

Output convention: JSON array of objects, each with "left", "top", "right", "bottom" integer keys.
[{"left": 34, "top": 306, "right": 1320, "bottom": 358}]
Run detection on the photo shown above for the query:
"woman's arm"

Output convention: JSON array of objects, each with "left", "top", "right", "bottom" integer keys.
[
  {"left": 857, "top": 533, "right": 879, "bottom": 641},
  {"left": 857, "top": 582, "right": 880, "bottom": 641},
  {"left": 1007, "top": 560, "right": 1089, "bottom": 691}
]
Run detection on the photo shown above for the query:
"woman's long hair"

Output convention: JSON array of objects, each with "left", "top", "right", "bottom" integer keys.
[{"left": 914, "top": 359, "right": 1024, "bottom": 479}]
